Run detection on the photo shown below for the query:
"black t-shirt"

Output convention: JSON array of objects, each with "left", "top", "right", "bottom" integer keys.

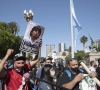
[
  {"left": 96, "top": 67, "right": 100, "bottom": 80},
  {"left": 57, "top": 68, "right": 87, "bottom": 90},
  {"left": 96, "top": 67, "right": 100, "bottom": 90}
]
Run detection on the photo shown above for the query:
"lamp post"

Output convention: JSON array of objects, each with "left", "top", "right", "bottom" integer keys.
[
  {"left": 24, "top": 9, "right": 33, "bottom": 22},
  {"left": 23, "top": 9, "right": 34, "bottom": 58}
]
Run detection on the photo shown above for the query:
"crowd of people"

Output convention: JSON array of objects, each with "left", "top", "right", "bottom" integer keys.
[{"left": 0, "top": 39, "right": 100, "bottom": 90}]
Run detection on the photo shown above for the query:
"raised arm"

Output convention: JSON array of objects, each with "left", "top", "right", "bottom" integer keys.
[
  {"left": 30, "top": 39, "right": 42, "bottom": 67},
  {"left": 0, "top": 49, "right": 13, "bottom": 78}
]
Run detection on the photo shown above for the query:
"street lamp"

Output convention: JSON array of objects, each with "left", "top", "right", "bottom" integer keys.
[
  {"left": 23, "top": 9, "right": 34, "bottom": 58},
  {"left": 24, "top": 9, "right": 34, "bottom": 22}
]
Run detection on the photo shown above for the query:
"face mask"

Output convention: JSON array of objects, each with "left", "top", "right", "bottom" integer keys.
[
  {"left": 15, "top": 68, "right": 21, "bottom": 72},
  {"left": 50, "top": 71, "right": 55, "bottom": 77},
  {"left": 94, "top": 65, "right": 97, "bottom": 68},
  {"left": 53, "top": 78, "right": 57, "bottom": 82},
  {"left": 71, "top": 67, "right": 78, "bottom": 73}
]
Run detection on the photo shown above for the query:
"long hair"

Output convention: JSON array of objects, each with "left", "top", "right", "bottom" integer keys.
[{"left": 41, "top": 64, "right": 53, "bottom": 82}]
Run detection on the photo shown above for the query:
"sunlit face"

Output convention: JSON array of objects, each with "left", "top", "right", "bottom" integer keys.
[
  {"left": 31, "top": 29, "right": 41, "bottom": 39},
  {"left": 68, "top": 60, "right": 78, "bottom": 69},
  {"left": 14, "top": 60, "right": 25, "bottom": 72}
]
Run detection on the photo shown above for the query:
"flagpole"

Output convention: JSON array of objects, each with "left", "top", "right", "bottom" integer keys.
[{"left": 70, "top": 0, "right": 74, "bottom": 58}]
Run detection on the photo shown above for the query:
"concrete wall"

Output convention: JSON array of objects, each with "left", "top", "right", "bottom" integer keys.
[{"left": 88, "top": 52, "right": 100, "bottom": 65}]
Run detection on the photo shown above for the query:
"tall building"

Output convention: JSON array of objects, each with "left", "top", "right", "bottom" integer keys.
[
  {"left": 46, "top": 44, "right": 55, "bottom": 57},
  {"left": 59, "top": 43, "right": 66, "bottom": 52}
]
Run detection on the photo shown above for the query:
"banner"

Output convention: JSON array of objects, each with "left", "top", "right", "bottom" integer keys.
[{"left": 20, "top": 21, "right": 45, "bottom": 54}]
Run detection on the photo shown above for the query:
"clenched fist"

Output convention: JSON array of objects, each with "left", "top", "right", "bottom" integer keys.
[
  {"left": 23, "top": 73, "right": 30, "bottom": 81},
  {"left": 38, "top": 39, "right": 42, "bottom": 47},
  {"left": 6, "top": 49, "right": 14, "bottom": 56}
]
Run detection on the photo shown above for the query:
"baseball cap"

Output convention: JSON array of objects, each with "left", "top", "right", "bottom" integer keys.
[{"left": 14, "top": 53, "right": 26, "bottom": 61}]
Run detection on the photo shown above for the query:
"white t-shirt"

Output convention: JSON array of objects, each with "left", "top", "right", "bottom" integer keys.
[
  {"left": 89, "top": 67, "right": 96, "bottom": 72},
  {"left": 79, "top": 74, "right": 97, "bottom": 90},
  {"left": 23, "top": 37, "right": 39, "bottom": 47}
]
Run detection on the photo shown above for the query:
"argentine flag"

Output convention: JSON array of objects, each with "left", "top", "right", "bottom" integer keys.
[{"left": 70, "top": 0, "right": 82, "bottom": 47}]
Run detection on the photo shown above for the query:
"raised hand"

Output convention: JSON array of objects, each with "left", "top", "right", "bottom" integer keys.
[
  {"left": 38, "top": 39, "right": 42, "bottom": 47},
  {"left": 23, "top": 72, "right": 30, "bottom": 81},
  {"left": 6, "top": 49, "right": 14, "bottom": 56},
  {"left": 89, "top": 71, "right": 97, "bottom": 78}
]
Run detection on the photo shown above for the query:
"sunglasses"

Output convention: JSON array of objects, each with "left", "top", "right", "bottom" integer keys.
[{"left": 67, "top": 58, "right": 77, "bottom": 64}]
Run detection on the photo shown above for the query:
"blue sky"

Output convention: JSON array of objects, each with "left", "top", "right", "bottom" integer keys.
[{"left": 0, "top": 0, "right": 100, "bottom": 57}]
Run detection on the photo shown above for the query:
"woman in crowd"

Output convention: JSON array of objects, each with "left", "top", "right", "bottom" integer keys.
[{"left": 38, "top": 64, "right": 55, "bottom": 90}]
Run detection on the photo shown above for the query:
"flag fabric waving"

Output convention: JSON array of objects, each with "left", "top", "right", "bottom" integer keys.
[{"left": 70, "top": 0, "right": 82, "bottom": 47}]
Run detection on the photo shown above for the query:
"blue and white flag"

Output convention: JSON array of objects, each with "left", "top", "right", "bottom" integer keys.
[{"left": 70, "top": 0, "right": 82, "bottom": 47}]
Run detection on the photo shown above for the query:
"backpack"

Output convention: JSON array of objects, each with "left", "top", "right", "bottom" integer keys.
[{"left": 65, "top": 68, "right": 84, "bottom": 80}]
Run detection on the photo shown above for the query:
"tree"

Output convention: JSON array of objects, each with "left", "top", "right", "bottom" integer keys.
[
  {"left": 0, "top": 30, "right": 21, "bottom": 58},
  {"left": 40, "top": 57, "right": 45, "bottom": 61},
  {"left": 0, "top": 22, "right": 10, "bottom": 32},
  {"left": 62, "top": 51, "right": 66, "bottom": 56},
  {"left": 80, "top": 35, "right": 88, "bottom": 51},
  {"left": 74, "top": 50, "right": 85, "bottom": 61},
  {"left": 0, "top": 21, "right": 21, "bottom": 58},
  {"left": 65, "top": 50, "right": 85, "bottom": 61},
  {"left": 12, "top": 36, "right": 22, "bottom": 56},
  {"left": 65, "top": 54, "right": 71, "bottom": 60},
  {"left": 8, "top": 22, "right": 19, "bottom": 35}
]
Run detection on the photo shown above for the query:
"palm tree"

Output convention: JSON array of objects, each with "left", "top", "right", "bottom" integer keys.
[
  {"left": 8, "top": 22, "right": 19, "bottom": 35},
  {"left": 80, "top": 35, "right": 88, "bottom": 51}
]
